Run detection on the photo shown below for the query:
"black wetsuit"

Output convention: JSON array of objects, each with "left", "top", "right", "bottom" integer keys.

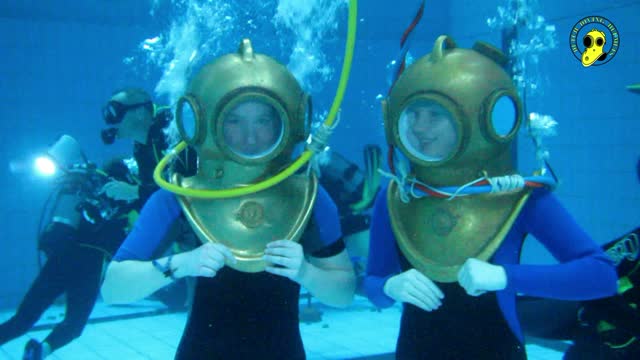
[
  {"left": 134, "top": 108, "right": 196, "bottom": 203},
  {"left": 175, "top": 229, "right": 345, "bottom": 360},
  {"left": 0, "top": 111, "right": 193, "bottom": 352},
  {"left": 114, "top": 186, "right": 344, "bottom": 359},
  {"left": 517, "top": 227, "right": 640, "bottom": 360},
  {"left": 135, "top": 109, "right": 172, "bottom": 203},
  {"left": 395, "top": 252, "right": 526, "bottom": 360},
  {"left": 563, "top": 227, "right": 640, "bottom": 360},
  {"left": 0, "top": 217, "right": 127, "bottom": 351},
  {"left": 0, "top": 148, "right": 141, "bottom": 351}
]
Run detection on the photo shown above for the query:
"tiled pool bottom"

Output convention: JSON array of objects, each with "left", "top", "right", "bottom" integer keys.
[{"left": 0, "top": 296, "right": 568, "bottom": 359}]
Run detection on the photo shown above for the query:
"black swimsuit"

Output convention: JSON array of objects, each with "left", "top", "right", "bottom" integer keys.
[
  {"left": 174, "top": 220, "right": 346, "bottom": 360},
  {"left": 395, "top": 252, "right": 526, "bottom": 360}
]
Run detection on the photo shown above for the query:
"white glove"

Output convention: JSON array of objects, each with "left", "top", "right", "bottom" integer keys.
[
  {"left": 264, "top": 239, "right": 308, "bottom": 283},
  {"left": 457, "top": 258, "right": 507, "bottom": 296},
  {"left": 384, "top": 269, "right": 444, "bottom": 311},
  {"left": 173, "top": 242, "right": 236, "bottom": 278}
]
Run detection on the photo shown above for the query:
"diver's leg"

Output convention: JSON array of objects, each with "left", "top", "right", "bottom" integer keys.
[
  {"left": 42, "top": 249, "right": 102, "bottom": 352},
  {"left": 0, "top": 259, "right": 65, "bottom": 345}
]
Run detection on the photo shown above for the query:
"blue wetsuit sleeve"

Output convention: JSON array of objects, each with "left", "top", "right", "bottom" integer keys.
[
  {"left": 303, "top": 185, "right": 345, "bottom": 258},
  {"left": 113, "top": 189, "right": 182, "bottom": 261},
  {"left": 364, "top": 186, "right": 400, "bottom": 308},
  {"left": 503, "top": 189, "right": 617, "bottom": 300},
  {"left": 314, "top": 185, "right": 342, "bottom": 246}
]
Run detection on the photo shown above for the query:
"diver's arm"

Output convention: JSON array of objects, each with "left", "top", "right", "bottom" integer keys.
[
  {"left": 102, "top": 257, "right": 174, "bottom": 303},
  {"left": 264, "top": 239, "right": 355, "bottom": 307},
  {"left": 300, "top": 185, "right": 355, "bottom": 307},
  {"left": 502, "top": 189, "right": 617, "bottom": 300},
  {"left": 363, "top": 187, "right": 401, "bottom": 308},
  {"left": 102, "top": 242, "right": 235, "bottom": 304},
  {"left": 302, "top": 249, "right": 356, "bottom": 308},
  {"left": 100, "top": 189, "right": 183, "bottom": 303}
]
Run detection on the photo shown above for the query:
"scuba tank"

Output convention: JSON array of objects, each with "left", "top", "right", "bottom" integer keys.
[{"left": 38, "top": 135, "right": 123, "bottom": 254}]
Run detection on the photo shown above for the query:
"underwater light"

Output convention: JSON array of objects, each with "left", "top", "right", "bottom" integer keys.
[
  {"left": 33, "top": 134, "right": 89, "bottom": 177},
  {"left": 34, "top": 156, "right": 56, "bottom": 176}
]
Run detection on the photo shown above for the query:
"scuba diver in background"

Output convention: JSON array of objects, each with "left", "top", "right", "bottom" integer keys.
[
  {"left": 363, "top": 35, "right": 617, "bottom": 359},
  {"left": 100, "top": 87, "right": 196, "bottom": 205},
  {"left": 101, "top": 87, "right": 199, "bottom": 309},
  {"left": 563, "top": 223, "right": 640, "bottom": 359},
  {"left": 315, "top": 144, "right": 382, "bottom": 290},
  {"left": 517, "top": 155, "right": 640, "bottom": 360},
  {"left": 517, "top": 85, "right": 640, "bottom": 360},
  {"left": 101, "top": 39, "right": 356, "bottom": 359},
  {"left": 0, "top": 135, "right": 136, "bottom": 360}
]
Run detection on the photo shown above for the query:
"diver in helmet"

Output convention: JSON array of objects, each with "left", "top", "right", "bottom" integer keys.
[
  {"left": 100, "top": 39, "right": 356, "bottom": 359},
  {"left": 0, "top": 135, "right": 137, "bottom": 360},
  {"left": 363, "top": 35, "right": 617, "bottom": 359}
]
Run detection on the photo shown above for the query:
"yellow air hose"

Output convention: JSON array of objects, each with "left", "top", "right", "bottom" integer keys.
[{"left": 154, "top": 0, "right": 358, "bottom": 199}]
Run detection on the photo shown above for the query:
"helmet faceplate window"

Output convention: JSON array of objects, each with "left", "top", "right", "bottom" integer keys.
[
  {"left": 221, "top": 99, "right": 284, "bottom": 159},
  {"left": 398, "top": 99, "right": 459, "bottom": 162}
]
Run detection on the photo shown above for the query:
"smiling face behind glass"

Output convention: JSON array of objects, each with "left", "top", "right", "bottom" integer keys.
[
  {"left": 222, "top": 101, "right": 282, "bottom": 157},
  {"left": 403, "top": 101, "right": 457, "bottom": 161}
]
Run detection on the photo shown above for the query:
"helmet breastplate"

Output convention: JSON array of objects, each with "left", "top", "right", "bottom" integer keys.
[
  {"left": 175, "top": 173, "right": 318, "bottom": 273},
  {"left": 387, "top": 182, "right": 531, "bottom": 282}
]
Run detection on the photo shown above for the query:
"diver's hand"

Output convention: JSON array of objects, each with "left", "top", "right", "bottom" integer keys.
[
  {"left": 264, "top": 239, "right": 308, "bottom": 283},
  {"left": 173, "top": 242, "right": 236, "bottom": 278},
  {"left": 457, "top": 258, "right": 507, "bottom": 296},
  {"left": 100, "top": 181, "right": 139, "bottom": 202},
  {"left": 383, "top": 269, "right": 444, "bottom": 311}
]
